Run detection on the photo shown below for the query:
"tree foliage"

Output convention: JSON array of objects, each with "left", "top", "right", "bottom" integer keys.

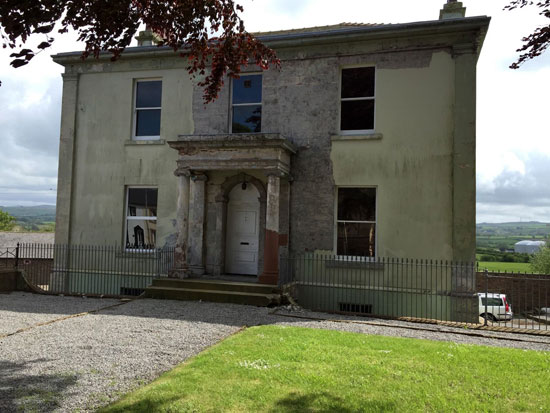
[
  {"left": 530, "top": 244, "right": 550, "bottom": 274},
  {"left": 506, "top": 0, "right": 550, "bottom": 68},
  {"left": 0, "top": 209, "right": 16, "bottom": 231},
  {"left": 0, "top": 0, "right": 279, "bottom": 102}
]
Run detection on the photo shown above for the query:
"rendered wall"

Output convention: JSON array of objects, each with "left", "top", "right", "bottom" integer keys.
[
  {"left": 56, "top": 62, "right": 194, "bottom": 247},
  {"left": 331, "top": 51, "right": 456, "bottom": 260}
]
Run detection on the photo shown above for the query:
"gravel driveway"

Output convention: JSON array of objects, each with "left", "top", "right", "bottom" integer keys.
[{"left": 1, "top": 292, "right": 550, "bottom": 412}]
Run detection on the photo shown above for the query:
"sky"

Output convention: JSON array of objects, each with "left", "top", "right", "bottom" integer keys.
[{"left": 0, "top": 0, "right": 548, "bottom": 223}]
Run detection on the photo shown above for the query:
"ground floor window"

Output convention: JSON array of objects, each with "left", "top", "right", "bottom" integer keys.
[
  {"left": 336, "top": 187, "right": 376, "bottom": 257},
  {"left": 125, "top": 187, "right": 157, "bottom": 250}
]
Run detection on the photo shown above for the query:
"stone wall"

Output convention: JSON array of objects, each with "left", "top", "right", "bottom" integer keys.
[{"left": 476, "top": 272, "right": 550, "bottom": 313}]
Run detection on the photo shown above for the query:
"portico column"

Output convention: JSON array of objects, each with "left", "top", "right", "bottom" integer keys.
[
  {"left": 259, "top": 173, "right": 281, "bottom": 285},
  {"left": 170, "top": 168, "right": 191, "bottom": 278},
  {"left": 188, "top": 172, "right": 208, "bottom": 275}
]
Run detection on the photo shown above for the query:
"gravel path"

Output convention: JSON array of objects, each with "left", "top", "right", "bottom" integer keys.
[
  {"left": 1, "top": 292, "right": 550, "bottom": 412},
  {"left": 0, "top": 292, "right": 120, "bottom": 336}
]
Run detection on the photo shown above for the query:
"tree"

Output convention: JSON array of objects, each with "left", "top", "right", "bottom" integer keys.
[
  {"left": 530, "top": 245, "right": 550, "bottom": 274},
  {"left": 0, "top": 209, "right": 15, "bottom": 231},
  {"left": 506, "top": 0, "right": 550, "bottom": 68},
  {"left": 0, "top": 0, "right": 279, "bottom": 102}
]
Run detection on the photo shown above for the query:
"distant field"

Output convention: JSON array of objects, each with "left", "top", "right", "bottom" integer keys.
[
  {"left": 477, "top": 261, "right": 533, "bottom": 273},
  {"left": 477, "top": 221, "right": 549, "bottom": 250},
  {"left": 0, "top": 205, "right": 56, "bottom": 232}
]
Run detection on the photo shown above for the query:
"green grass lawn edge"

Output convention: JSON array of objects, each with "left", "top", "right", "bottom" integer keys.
[{"left": 100, "top": 325, "right": 550, "bottom": 413}]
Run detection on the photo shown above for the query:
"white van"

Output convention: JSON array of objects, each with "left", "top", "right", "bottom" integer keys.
[{"left": 478, "top": 293, "right": 513, "bottom": 321}]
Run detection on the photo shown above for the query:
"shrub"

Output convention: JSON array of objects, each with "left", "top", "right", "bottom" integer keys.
[
  {"left": 0, "top": 209, "right": 15, "bottom": 231},
  {"left": 530, "top": 246, "right": 550, "bottom": 275}
]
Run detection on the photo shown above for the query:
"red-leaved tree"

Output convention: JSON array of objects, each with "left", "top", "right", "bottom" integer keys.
[
  {"left": 0, "top": 0, "right": 279, "bottom": 102},
  {"left": 506, "top": 0, "right": 550, "bottom": 68}
]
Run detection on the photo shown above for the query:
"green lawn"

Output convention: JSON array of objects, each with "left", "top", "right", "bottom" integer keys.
[
  {"left": 477, "top": 261, "right": 533, "bottom": 273},
  {"left": 101, "top": 325, "right": 550, "bottom": 413}
]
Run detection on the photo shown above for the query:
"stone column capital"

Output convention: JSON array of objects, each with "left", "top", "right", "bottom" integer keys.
[
  {"left": 174, "top": 167, "right": 191, "bottom": 177},
  {"left": 265, "top": 170, "right": 285, "bottom": 178},
  {"left": 191, "top": 171, "right": 209, "bottom": 182}
]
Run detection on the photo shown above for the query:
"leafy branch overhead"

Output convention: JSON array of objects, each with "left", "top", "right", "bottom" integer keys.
[
  {"left": 0, "top": 0, "right": 279, "bottom": 102},
  {"left": 505, "top": 0, "right": 550, "bottom": 68}
]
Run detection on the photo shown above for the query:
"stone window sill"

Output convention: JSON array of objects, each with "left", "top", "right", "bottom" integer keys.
[
  {"left": 116, "top": 249, "right": 158, "bottom": 259},
  {"left": 325, "top": 260, "right": 384, "bottom": 270},
  {"left": 125, "top": 139, "right": 166, "bottom": 146},
  {"left": 331, "top": 133, "right": 383, "bottom": 142}
]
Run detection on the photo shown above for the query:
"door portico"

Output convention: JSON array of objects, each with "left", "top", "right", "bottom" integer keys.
[{"left": 168, "top": 133, "right": 296, "bottom": 284}]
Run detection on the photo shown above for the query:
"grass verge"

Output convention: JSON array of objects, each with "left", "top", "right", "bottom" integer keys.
[
  {"left": 101, "top": 325, "right": 550, "bottom": 412},
  {"left": 477, "top": 261, "right": 533, "bottom": 273}
]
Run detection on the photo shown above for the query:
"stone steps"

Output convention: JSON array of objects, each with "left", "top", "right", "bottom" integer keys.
[{"left": 144, "top": 278, "right": 282, "bottom": 307}]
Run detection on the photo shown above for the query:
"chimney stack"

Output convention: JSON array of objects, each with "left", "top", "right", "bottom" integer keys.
[
  {"left": 439, "top": 0, "right": 466, "bottom": 20},
  {"left": 135, "top": 25, "right": 161, "bottom": 47}
]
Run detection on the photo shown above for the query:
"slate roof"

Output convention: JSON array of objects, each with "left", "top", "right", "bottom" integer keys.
[
  {"left": 252, "top": 22, "right": 381, "bottom": 37},
  {"left": 0, "top": 232, "right": 54, "bottom": 249}
]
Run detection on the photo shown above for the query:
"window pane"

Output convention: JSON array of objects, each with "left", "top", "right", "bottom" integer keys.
[
  {"left": 342, "top": 67, "right": 375, "bottom": 98},
  {"left": 126, "top": 219, "right": 157, "bottom": 249},
  {"left": 338, "top": 188, "right": 376, "bottom": 221},
  {"left": 233, "top": 75, "right": 262, "bottom": 104},
  {"left": 341, "top": 100, "right": 374, "bottom": 131},
  {"left": 232, "top": 105, "right": 262, "bottom": 133},
  {"left": 481, "top": 297, "right": 504, "bottom": 306},
  {"left": 136, "top": 81, "right": 162, "bottom": 108},
  {"left": 136, "top": 109, "right": 161, "bottom": 136},
  {"left": 128, "top": 188, "right": 157, "bottom": 217},
  {"left": 337, "top": 222, "right": 376, "bottom": 257}
]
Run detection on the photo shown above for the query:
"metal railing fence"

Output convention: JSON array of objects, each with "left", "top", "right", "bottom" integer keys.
[
  {"left": 478, "top": 270, "right": 550, "bottom": 331},
  {"left": 282, "top": 254, "right": 478, "bottom": 323},
  {"left": 15, "top": 243, "right": 175, "bottom": 297},
  {"left": 0, "top": 246, "right": 18, "bottom": 268}
]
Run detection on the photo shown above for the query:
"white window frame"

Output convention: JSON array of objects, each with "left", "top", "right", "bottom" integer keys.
[
  {"left": 124, "top": 186, "right": 158, "bottom": 252},
  {"left": 230, "top": 73, "right": 263, "bottom": 134},
  {"left": 132, "top": 79, "right": 162, "bottom": 141},
  {"left": 339, "top": 65, "right": 376, "bottom": 135},
  {"left": 334, "top": 186, "right": 378, "bottom": 259}
]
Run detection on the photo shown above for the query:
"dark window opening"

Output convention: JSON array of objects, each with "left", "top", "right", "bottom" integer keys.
[
  {"left": 340, "top": 67, "right": 375, "bottom": 132},
  {"left": 232, "top": 74, "right": 262, "bottom": 133},
  {"left": 126, "top": 188, "right": 158, "bottom": 250},
  {"left": 135, "top": 80, "right": 162, "bottom": 137},
  {"left": 337, "top": 188, "right": 376, "bottom": 257}
]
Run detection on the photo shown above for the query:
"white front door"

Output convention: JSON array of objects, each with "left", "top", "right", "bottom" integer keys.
[{"left": 225, "top": 184, "right": 260, "bottom": 275}]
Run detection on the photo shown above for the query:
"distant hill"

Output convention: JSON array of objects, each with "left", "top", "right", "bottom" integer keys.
[
  {"left": 1, "top": 205, "right": 56, "bottom": 219},
  {"left": 0, "top": 205, "right": 56, "bottom": 232}
]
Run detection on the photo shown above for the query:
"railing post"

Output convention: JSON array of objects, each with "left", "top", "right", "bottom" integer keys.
[
  {"left": 15, "top": 243, "right": 19, "bottom": 269},
  {"left": 484, "top": 268, "right": 488, "bottom": 326}
]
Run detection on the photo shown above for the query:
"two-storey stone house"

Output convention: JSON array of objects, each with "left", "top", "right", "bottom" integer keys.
[{"left": 53, "top": 2, "right": 489, "bottom": 295}]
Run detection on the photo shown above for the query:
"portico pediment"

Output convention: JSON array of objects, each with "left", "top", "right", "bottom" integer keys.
[{"left": 168, "top": 133, "right": 296, "bottom": 175}]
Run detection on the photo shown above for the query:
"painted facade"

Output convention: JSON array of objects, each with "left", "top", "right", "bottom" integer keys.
[{"left": 53, "top": 5, "right": 490, "bottom": 291}]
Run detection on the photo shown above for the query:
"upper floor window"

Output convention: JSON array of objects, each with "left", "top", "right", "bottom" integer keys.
[
  {"left": 340, "top": 67, "right": 375, "bottom": 133},
  {"left": 336, "top": 187, "right": 376, "bottom": 257},
  {"left": 125, "top": 187, "right": 157, "bottom": 250},
  {"left": 134, "top": 80, "right": 162, "bottom": 140},
  {"left": 231, "top": 74, "right": 262, "bottom": 133}
]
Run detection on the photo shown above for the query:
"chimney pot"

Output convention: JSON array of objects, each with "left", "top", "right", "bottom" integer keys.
[
  {"left": 135, "top": 27, "right": 161, "bottom": 47},
  {"left": 440, "top": 1, "right": 466, "bottom": 20}
]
